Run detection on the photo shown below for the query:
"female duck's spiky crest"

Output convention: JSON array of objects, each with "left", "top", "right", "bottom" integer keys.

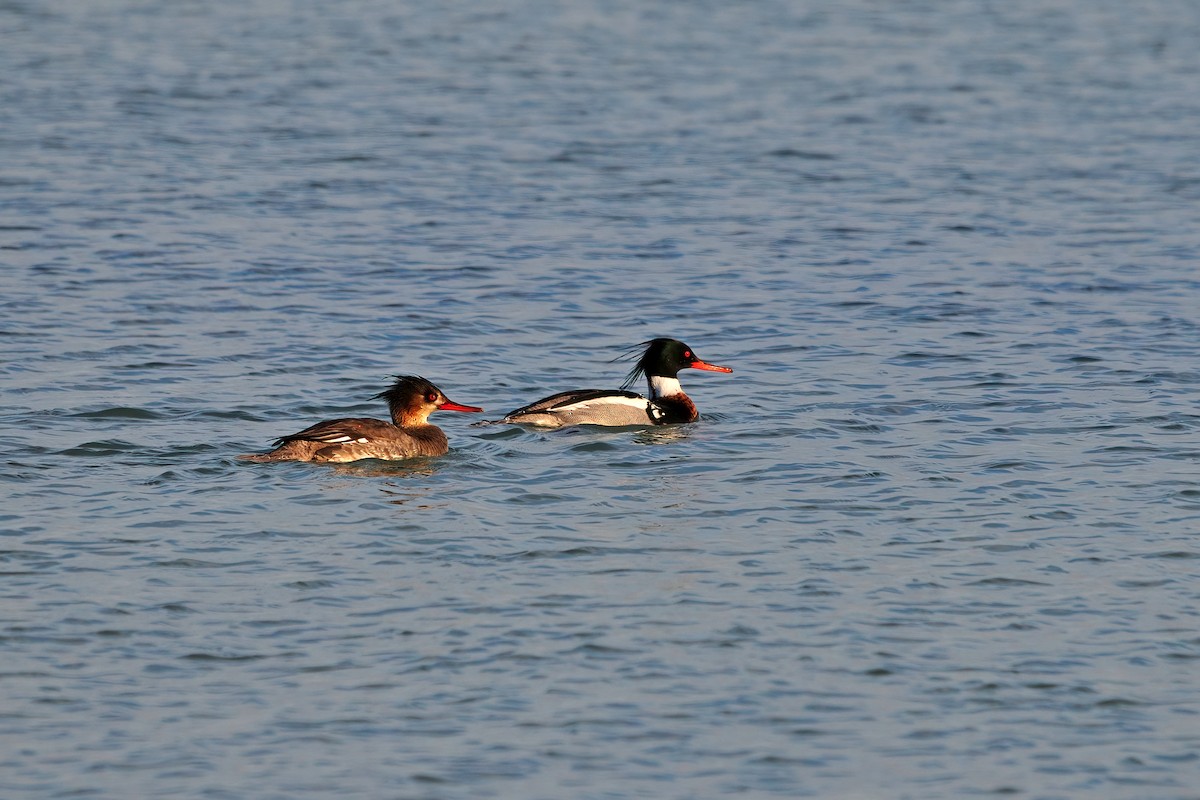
[{"left": 372, "top": 375, "right": 438, "bottom": 416}]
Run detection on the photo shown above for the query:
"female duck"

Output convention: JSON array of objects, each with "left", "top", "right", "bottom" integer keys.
[{"left": 240, "top": 375, "right": 482, "bottom": 463}]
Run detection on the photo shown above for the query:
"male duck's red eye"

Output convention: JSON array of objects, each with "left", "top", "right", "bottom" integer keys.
[{"left": 684, "top": 350, "right": 692, "bottom": 358}]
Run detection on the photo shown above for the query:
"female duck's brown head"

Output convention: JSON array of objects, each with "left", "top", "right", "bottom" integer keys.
[{"left": 373, "top": 375, "right": 483, "bottom": 427}]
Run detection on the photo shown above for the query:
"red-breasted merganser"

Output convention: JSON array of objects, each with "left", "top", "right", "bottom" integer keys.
[
  {"left": 239, "top": 375, "right": 482, "bottom": 463},
  {"left": 485, "top": 338, "right": 732, "bottom": 428}
]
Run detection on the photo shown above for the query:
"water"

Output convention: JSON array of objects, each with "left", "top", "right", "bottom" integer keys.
[{"left": 3, "top": 0, "right": 1200, "bottom": 797}]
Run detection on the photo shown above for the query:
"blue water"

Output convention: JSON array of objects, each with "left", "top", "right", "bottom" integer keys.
[{"left": 4, "top": 1, "right": 1200, "bottom": 797}]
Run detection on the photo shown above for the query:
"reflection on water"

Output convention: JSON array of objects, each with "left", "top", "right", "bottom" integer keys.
[
  {"left": 330, "top": 460, "right": 444, "bottom": 482},
  {"left": 631, "top": 426, "right": 694, "bottom": 446}
]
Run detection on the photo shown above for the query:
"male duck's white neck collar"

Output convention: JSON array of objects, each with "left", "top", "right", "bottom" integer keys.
[{"left": 648, "top": 375, "right": 682, "bottom": 399}]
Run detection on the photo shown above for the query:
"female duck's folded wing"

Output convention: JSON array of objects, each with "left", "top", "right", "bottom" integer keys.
[
  {"left": 273, "top": 417, "right": 393, "bottom": 445},
  {"left": 250, "top": 417, "right": 445, "bottom": 462}
]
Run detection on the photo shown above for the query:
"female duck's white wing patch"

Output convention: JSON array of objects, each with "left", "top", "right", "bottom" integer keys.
[{"left": 320, "top": 434, "right": 370, "bottom": 444}]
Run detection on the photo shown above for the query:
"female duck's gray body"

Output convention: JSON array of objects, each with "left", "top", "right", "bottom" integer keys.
[
  {"left": 240, "top": 375, "right": 482, "bottom": 463},
  {"left": 489, "top": 338, "right": 732, "bottom": 429}
]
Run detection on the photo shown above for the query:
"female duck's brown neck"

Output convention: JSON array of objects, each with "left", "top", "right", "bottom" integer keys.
[{"left": 391, "top": 406, "right": 433, "bottom": 428}]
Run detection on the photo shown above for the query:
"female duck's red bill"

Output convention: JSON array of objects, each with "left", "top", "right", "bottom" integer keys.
[
  {"left": 437, "top": 400, "right": 485, "bottom": 413},
  {"left": 689, "top": 360, "right": 733, "bottom": 373}
]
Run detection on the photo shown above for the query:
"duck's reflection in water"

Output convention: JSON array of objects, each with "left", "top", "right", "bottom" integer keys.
[{"left": 323, "top": 459, "right": 446, "bottom": 508}]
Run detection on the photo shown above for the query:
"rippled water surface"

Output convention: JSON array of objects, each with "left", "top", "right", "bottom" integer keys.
[{"left": 4, "top": 1, "right": 1200, "bottom": 797}]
